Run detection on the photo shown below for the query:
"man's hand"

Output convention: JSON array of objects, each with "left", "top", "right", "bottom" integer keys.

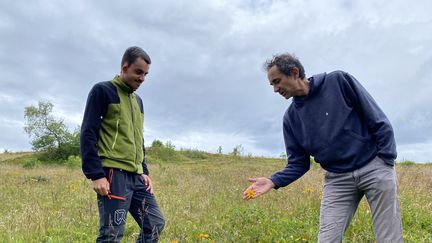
[
  {"left": 142, "top": 174, "right": 154, "bottom": 195},
  {"left": 92, "top": 177, "right": 110, "bottom": 196},
  {"left": 242, "top": 177, "right": 275, "bottom": 200}
]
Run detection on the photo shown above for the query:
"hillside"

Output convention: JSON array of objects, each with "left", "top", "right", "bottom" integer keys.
[{"left": 0, "top": 150, "right": 431, "bottom": 242}]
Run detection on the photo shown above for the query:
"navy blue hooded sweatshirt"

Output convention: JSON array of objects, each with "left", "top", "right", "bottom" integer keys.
[{"left": 270, "top": 71, "right": 397, "bottom": 189}]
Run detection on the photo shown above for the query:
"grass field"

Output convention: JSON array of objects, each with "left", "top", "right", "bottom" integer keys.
[{"left": 0, "top": 151, "right": 431, "bottom": 242}]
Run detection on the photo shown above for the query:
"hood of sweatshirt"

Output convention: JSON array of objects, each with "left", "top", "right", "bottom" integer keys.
[{"left": 292, "top": 72, "right": 326, "bottom": 107}]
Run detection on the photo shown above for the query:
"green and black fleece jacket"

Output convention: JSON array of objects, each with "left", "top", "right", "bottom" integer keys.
[{"left": 81, "top": 75, "right": 149, "bottom": 180}]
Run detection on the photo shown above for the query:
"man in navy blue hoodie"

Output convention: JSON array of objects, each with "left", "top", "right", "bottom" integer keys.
[{"left": 243, "top": 54, "right": 403, "bottom": 242}]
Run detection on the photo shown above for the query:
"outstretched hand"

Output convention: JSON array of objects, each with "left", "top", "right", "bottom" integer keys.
[{"left": 242, "top": 177, "right": 275, "bottom": 200}]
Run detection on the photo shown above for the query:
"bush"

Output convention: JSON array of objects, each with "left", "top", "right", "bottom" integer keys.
[
  {"left": 230, "top": 145, "right": 244, "bottom": 157},
  {"left": 37, "top": 143, "right": 80, "bottom": 162},
  {"left": 398, "top": 160, "right": 416, "bottom": 166},
  {"left": 22, "top": 158, "right": 40, "bottom": 169},
  {"left": 151, "top": 140, "right": 164, "bottom": 148},
  {"left": 65, "top": 155, "right": 81, "bottom": 168},
  {"left": 147, "top": 140, "right": 184, "bottom": 163},
  {"left": 2, "top": 149, "right": 12, "bottom": 154},
  {"left": 180, "top": 149, "right": 210, "bottom": 160}
]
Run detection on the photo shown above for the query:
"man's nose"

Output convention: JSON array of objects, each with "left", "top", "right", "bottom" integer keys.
[
  {"left": 138, "top": 74, "right": 145, "bottom": 82},
  {"left": 273, "top": 85, "right": 279, "bottom": 93}
]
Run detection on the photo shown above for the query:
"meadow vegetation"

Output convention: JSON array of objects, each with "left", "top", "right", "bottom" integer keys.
[{"left": 0, "top": 144, "right": 431, "bottom": 242}]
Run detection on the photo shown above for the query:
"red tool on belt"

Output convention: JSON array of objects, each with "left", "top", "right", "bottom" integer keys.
[{"left": 107, "top": 168, "right": 127, "bottom": 201}]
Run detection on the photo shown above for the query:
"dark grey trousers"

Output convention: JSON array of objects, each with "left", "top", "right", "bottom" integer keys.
[
  {"left": 318, "top": 157, "right": 403, "bottom": 243},
  {"left": 96, "top": 168, "right": 165, "bottom": 243}
]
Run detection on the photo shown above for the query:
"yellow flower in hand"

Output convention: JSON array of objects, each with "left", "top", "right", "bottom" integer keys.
[{"left": 245, "top": 188, "right": 255, "bottom": 199}]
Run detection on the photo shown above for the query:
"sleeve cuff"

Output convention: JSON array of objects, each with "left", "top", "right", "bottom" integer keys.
[
  {"left": 269, "top": 177, "right": 281, "bottom": 190},
  {"left": 90, "top": 174, "right": 106, "bottom": 181}
]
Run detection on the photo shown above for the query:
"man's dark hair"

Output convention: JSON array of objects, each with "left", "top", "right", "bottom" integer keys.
[
  {"left": 264, "top": 53, "right": 305, "bottom": 79},
  {"left": 121, "top": 46, "right": 151, "bottom": 66}
]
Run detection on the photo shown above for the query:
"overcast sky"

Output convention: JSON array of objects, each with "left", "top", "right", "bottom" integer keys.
[{"left": 1, "top": 0, "right": 431, "bottom": 162}]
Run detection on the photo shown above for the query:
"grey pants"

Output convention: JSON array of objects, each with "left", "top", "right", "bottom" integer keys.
[
  {"left": 318, "top": 157, "right": 403, "bottom": 243},
  {"left": 96, "top": 168, "right": 165, "bottom": 243}
]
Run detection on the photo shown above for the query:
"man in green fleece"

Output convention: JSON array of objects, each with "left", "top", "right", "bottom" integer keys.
[{"left": 81, "top": 46, "right": 164, "bottom": 242}]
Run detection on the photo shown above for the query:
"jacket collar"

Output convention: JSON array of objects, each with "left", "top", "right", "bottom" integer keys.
[{"left": 112, "top": 75, "right": 133, "bottom": 94}]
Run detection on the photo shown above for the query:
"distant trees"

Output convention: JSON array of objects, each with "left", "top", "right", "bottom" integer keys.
[
  {"left": 217, "top": 146, "right": 223, "bottom": 154},
  {"left": 24, "top": 101, "right": 80, "bottom": 160},
  {"left": 230, "top": 144, "right": 244, "bottom": 157},
  {"left": 21, "top": 100, "right": 257, "bottom": 163}
]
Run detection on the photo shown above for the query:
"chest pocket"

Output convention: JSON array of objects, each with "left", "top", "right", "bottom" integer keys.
[{"left": 104, "top": 103, "right": 121, "bottom": 120}]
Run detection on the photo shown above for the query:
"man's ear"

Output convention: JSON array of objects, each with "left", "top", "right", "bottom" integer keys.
[
  {"left": 291, "top": 67, "right": 299, "bottom": 79},
  {"left": 121, "top": 63, "right": 129, "bottom": 74}
]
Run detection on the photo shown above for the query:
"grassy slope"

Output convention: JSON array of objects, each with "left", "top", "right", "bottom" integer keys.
[{"left": 0, "top": 152, "right": 431, "bottom": 242}]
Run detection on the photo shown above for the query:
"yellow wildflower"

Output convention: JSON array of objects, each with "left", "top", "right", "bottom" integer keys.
[
  {"left": 69, "top": 184, "right": 78, "bottom": 192},
  {"left": 198, "top": 233, "right": 209, "bottom": 239},
  {"left": 303, "top": 188, "right": 313, "bottom": 193},
  {"left": 245, "top": 189, "right": 255, "bottom": 199},
  {"left": 170, "top": 240, "right": 178, "bottom": 243}
]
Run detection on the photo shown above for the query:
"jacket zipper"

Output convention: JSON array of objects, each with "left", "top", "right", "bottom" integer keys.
[
  {"left": 111, "top": 119, "right": 120, "bottom": 150},
  {"left": 129, "top": 94, "right": 138, "bottom": 171}
]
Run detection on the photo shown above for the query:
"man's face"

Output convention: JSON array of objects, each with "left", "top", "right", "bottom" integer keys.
[
  {"left": 121, "top": 57, "right": 150, "bottom": 91},
  {"left": 267, "top": 65, "right": 298, "bottom": 99}
]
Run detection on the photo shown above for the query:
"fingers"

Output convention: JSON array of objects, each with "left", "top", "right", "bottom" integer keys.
[
  {"left": 143, "top": 175, "right": 149, "bottom": 186},
  {"left": 242, "top": 188, "right": 250, "bottom": 199},
  {"left": 142, "top": 175, "right": 154, "bottom": 195},
  {"left": 146, "top": 182, "right": 154, "bottom": 194},
  {"left": 94, "top": 184, "right": 109, "bottom": 195},
  {"left": 147, "top": 183, "right": 154, "bottom": 195},
  {"left": 147, "top": 179, "right": 154, "bottom": 194},
  {"left": 92, "top": 178, "right": 110, "bottom": 196},
  {"left": 242, "top": 183, "right": 256, "bottom": 200},
  {"left": 243, "top": 178, "right": 258, "bottom": 200},
  {"left": 243, "top": 179, "right": 256, "bottom": 200},
  {"left": 100, "top": 184, "right": 109, "bottom": 195}
]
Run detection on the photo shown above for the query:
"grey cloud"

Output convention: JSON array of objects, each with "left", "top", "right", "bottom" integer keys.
[{"left": 1, "top": 0, "right": 431, "bottom": 161}]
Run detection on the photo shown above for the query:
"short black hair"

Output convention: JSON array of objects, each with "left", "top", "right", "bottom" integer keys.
[
  {"left": 121, "top": 46, "right": 151, "bottom": 67},
  {"left": 264, "top": 53, "right": 305, "bottom": 79}
]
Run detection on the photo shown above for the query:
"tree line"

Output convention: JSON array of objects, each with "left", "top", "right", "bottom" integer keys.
[{"left": 23, "top": 101, "right": 253, "bottom": 162}]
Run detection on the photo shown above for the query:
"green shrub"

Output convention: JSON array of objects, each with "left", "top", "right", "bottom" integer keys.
[
  {"left": 2, "top": 149, "right": 12, "bottom": 154},
  {"left": 398, "top": 160, "right": 416, "bottom": 166},
  {"left": 37, "top": 142, "right": 80, "bottom": 162},
  {"left": 217, "top": 146, "right": 222, "bottom": 154},
  {"left": 230, "top": 144, "right": 244, "bottom": 157},
  {"left": 147, "top": 140, "right": 184, "bottom": 163},
  {"left": 180, "top": 149, "right": 210, "bottom": 160},
  {"left": 22, "top": 158, "right": 40, "bottom": 169},
  {"left": 65, "top": 155, "right": 81, "bottom": 168},
  {"left": 151, "top": 139, "right": 164, "bottom": 148}
]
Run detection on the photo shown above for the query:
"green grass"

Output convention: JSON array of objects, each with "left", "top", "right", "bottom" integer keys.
[{"left": 0, "top": 152, "right": 431, "bottom": 242}]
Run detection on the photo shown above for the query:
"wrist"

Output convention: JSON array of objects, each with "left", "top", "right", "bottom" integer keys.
[{"left": 267, "top": 177, "right": 276, "bottom": 188}]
